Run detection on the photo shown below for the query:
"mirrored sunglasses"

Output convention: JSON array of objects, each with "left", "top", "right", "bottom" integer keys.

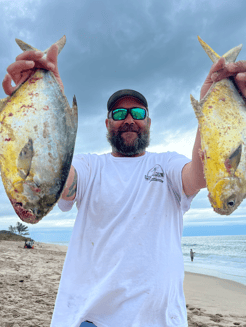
[{"left": 108, "top": 108, "right": 147, "bottom": 121}]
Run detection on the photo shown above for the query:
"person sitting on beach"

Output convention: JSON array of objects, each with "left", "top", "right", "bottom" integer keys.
[
  {"left": 190, "top": 249, "right": 195, "bottom": 262},
  {"left": 24, "top": 239, "right": 34, "bottom": 249},
  {"left": 3, "top": 44, "right": 246, "bottom": 327}
]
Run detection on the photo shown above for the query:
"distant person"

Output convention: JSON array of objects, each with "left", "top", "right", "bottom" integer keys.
[
  {"left": 190, "top": 249, "right": 195, "bottom": 262},
  {"left": 3, "top": 42, "right": 246, "bottom": 327}
]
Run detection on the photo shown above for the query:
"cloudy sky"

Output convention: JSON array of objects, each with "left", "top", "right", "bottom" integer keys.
[{"left": 0, "top": 0, "right": 246, "bottom": 237}]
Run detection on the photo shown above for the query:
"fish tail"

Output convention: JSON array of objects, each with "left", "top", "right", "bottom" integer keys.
[
  {"left": 198, "top": 36, "right": 242, "bottom": 63},
  {"left": 15, "top": 35, "right": 66, "bottom": 55}
]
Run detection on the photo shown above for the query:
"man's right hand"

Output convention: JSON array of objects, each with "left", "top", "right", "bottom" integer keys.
[{"left": 2, "top": 44, "right": 64, "bottom": 96}]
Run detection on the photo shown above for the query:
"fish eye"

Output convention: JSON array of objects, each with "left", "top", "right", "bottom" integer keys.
[{"left": 227, "top": 200, "right": 235, "bottom": 207}]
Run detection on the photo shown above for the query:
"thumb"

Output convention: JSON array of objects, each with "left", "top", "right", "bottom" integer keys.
[
  {"left": 200, "top": 57, "right": 226, "bottom": 100},
  {"left": 209, "top": 57, "right": 226, "bottom": 76},
  {"left": 46, "top": 44, "right": 59, "bottom": 67}
]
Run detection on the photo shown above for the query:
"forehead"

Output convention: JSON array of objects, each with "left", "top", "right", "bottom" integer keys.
[{"left": 111, "top": 96, "right": 146, "bottom": 110}]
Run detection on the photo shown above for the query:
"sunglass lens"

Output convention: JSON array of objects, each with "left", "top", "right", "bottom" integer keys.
[
  {"left": 113, "top": 109, "right": 127, "bottom": 120},
  {"left": 131, "top": 108, "right": 146, "bottom": 120}
]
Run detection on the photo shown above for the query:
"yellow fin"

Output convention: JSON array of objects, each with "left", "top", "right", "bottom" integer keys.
[
  {"left": 198, "top": 36, "right": 242, "bottom": 63},
  {"left": 226, "top": 144, "right": 242, "bottom": 174},
  {"left": 198, "top": 36, "right": 220, "bottom": 63},
  {"left": 0, "top": 97, "right": 8, "bottom": 112},
  {"left": 190, "top": 94, "right": 203, "bottom": 119},
  {"left": 17, "top": 138, "right": 34, "bottom": 179}
]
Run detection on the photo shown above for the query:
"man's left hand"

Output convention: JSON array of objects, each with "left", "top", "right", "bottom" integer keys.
[{"left": 200, "top": 57, "right": 246, "bottom": 100}]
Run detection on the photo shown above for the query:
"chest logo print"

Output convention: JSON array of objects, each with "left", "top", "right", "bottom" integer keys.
[{"left": 145, "top": 164, "right": 164, "bottom": 183}]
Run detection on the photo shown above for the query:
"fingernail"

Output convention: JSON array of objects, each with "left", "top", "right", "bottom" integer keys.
[
  {"left": 211, "top": 72, "right": 219, "bottom": 81},
  {"left": 47, "top": 63, "right": 55, "bottom": 70},
  {"left": 36, "top": 51, "right": 43, "bottom": 56},
  {"left": 26, "top": 61, "right": 34, "bottom": 66}
]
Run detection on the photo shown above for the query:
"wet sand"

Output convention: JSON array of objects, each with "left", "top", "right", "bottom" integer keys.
[{"left": 0, "top": 239, "right": 245, "bottom": 327}]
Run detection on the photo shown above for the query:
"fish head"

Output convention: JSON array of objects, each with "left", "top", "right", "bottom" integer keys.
[{"left": 208, "top": 177, "right": 243, "bottom": 215}]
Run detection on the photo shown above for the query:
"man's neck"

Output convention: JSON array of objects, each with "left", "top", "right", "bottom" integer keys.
[{"left": 111, "top": 150, "right": 146, "bottom": 158}]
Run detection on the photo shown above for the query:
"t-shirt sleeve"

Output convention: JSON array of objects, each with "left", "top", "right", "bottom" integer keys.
[
  {"left": 58, "top": 154, "right": 91, "bottom": 212},
  {"left": 165, "top": 152, "right": 196, "bottom": 214}
]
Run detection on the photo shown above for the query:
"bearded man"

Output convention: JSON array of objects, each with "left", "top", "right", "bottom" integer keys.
[{"left": 3, "top": 44, "right": 246, "bottom": 327}]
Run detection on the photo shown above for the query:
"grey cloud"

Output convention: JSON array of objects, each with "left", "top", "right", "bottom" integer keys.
[{"left": 1, "top": 0, "right": 246, "bottom": 227}]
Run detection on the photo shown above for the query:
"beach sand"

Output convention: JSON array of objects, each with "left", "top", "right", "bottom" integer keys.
[{"left": 0, "top": 238, "right": 245, "bottom": 327}]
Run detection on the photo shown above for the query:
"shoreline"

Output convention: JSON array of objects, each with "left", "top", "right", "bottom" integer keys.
[
  {"left": 0, "top": 240, "right": 245, "bottom": 327},
  {"left": 184, "top": 271, "right": 246, "bottom": 326}
]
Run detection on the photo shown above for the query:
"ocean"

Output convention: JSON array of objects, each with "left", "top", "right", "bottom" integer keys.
[
  {"left": 182, "top": 234, "right": 246, "bottom": 286},
  {"left": 28, "top": 229, "right": 246, "bottom": 286}
]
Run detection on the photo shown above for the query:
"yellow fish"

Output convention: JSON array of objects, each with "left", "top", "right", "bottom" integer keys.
[
  {"left": 191, "top": 36, "right": 246, "bottom": 215},
  {"left": 0, "top": 36, "right": 78, "bottom": 224}
]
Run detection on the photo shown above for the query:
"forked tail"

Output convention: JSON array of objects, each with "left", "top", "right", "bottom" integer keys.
[
  {"left": 15, "top": 35, "right": 66, "bottom": 56},
  {"left": 198, "top": 36, "right": 242, "bottom": 63}
]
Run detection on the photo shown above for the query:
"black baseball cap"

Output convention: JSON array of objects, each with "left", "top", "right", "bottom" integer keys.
[{"left": 107, "top": 89, "right": 148, "bottom": 112}]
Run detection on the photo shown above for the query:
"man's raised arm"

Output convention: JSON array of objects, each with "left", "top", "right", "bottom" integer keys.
[{"left": 61, "top": 165, "right": 77, "bottom": 201}]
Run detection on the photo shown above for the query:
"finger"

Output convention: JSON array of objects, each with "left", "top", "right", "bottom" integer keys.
[
  {"left": 226, "top": 61, "right": 246, "bottom": 74},
  {"left": 46, "top": 44, "right": 58, "bottom": 65},
  {"left": 235, "top": 72, "right": 246, "bottom": 81},
  {"left": 2, "top": 74, "right": 16, "bottom": 96},
  {"left": 211, "top": 70, "right": 236, "bottom": 82},
  {"left": 209, "top": 57, "right": 226, "bottom": 75},
  {"left": 235, "top": 79, "right": 246, "bottom": 98},
  {"left": 7, "top": 60, "right": 35, "bottom": 75},
  {"left": 16, "top": 50, "right": 43, "bottom": 61}
]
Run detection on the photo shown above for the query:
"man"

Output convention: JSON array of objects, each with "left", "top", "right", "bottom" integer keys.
[
  {"left": 190, "top": 249, "right": 195, "bottom": 262},
  {"left": 3, "top": 44, "right": 246, "bottom": 327}
]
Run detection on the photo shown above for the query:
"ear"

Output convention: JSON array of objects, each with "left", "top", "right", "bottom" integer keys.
[
  {"left": 148, "top": 117, "right": 151, "bottom": 127},
  {"left": 105, "top": 118, "right": 109, "bottom": 129}
]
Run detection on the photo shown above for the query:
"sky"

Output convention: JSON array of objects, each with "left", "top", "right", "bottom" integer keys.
[{"left": 0, "top": 0, "right": 246, "bottom": 238}]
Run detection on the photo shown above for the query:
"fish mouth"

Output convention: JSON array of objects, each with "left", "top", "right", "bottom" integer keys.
[{"left": 10, "top": 198, "right": 40, "bottom": 224}]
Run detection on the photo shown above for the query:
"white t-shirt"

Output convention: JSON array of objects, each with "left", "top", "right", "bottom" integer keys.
[{"left": 51, "top": 151, "right": 195, "bottom": 327}]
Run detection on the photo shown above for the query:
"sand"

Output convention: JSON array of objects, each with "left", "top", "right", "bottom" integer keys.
[{"left": 0, "top": 237, "right": 245, "bottom": 327}]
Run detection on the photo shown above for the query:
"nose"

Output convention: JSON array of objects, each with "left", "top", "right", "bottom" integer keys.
[{"left": 124, "top": 112, "right": 135, "bottom": 124}]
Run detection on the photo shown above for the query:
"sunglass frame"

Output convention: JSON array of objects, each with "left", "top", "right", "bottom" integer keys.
[{"left": 108, "top": 107, "right": 148, "bottom": 121}]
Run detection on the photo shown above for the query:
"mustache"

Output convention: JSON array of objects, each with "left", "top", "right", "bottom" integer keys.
[{"left": 118, "top": 124, "right": 139, "bottom": 133}]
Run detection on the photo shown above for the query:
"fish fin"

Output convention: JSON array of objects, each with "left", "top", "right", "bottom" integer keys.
[
  {"left": 222, "top": 44, "right": 243, "bottom": 63},
  {"left": 190, "top": 94, "right": 203, "bottom": 119},
  {"left": 224, "top": 144, "right": 242, "bottom": 174},
  {"left": 15, "top": 39, "right": 39, "bottom": 52},
  {"left": 198, "top": 36, "right": 243, "bottom": 63},
  {"left": 15, "top": 35, "right": 66, "bottom": 55},
  {"left": 197, "top": 36, "right": 221, "bottom": 63},
  {"left": 72, "top": 95, "right": 78, "bottom": 114},
  {"left": 70, "top": 95, "right": 78, "bottom": 128},
  {"left": 43, "top": 35, "right": 66, "bottom": 55},
  {"left": 0, "top": 97, "right": 8, "bottom": 112},
  {"left": 17, "top": 138, "right": 34, "bottom": 179}
]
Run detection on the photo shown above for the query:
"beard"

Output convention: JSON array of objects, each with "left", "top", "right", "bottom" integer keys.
[{"left": 106, "top": 122, "right": 150, "bottom": 156}]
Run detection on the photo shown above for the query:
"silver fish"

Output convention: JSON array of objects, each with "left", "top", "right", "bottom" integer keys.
[{"left": 0, "top": 36, "right": 78, "bottom": 224}]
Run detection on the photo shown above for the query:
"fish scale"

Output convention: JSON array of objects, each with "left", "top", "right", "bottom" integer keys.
[
  {"left": 0, "top": 36, "right": 78, "bottom": 224},
  {"left": 191, "top": 36, "right": 246, "bottom": 215}
]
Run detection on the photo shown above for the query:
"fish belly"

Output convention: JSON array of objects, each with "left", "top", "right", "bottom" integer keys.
[{"left": 0, "top": 70, "right": 77, "bottom": 223}]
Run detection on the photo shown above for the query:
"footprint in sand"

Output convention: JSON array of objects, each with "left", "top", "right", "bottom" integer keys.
[{"left": 208, "top": 314, "right": 223, "bottom": 323}]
